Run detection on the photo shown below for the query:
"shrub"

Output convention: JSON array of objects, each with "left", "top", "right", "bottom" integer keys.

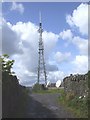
[{"left": 32, "top": 83, "right": 42, "bottom": 91}]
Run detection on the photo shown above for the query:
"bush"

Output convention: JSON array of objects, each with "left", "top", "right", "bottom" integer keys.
[
  {"left": 1, "top": 55, "right": 29, "bottom": 118},
  {"left": 32, "top": 83, "right": 48, "bottom": 93},
  {"left": 59, "top": 91, "right": 88, "bottom": 117}
]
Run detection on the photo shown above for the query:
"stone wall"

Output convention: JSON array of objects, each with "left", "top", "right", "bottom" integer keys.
[{"left": 63, "top": 73, "right": 88, "bottom": 97}]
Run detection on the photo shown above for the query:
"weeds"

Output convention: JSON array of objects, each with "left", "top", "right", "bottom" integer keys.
[{"left": 58, "top": 90, "right": 88, "bottom": 118}]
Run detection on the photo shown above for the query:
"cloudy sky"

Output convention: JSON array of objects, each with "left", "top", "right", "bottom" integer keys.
[{"left": 1, "top": 2, "right": 88, "bottom": 86}]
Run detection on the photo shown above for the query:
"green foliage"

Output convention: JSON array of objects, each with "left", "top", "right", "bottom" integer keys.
[
  {"left": 58, "top": 91, "right": 88, "bottom": 118},
  {"left": 32, "top": 84, "right": 65, "bottom": 94},
  {"left": 58, "top": 89, "right": 66, "bottom": 104},
  {"left": 3, "top": 54, "right": 9, "bottom": 58},
  {"left": 68, "top": 96, "right": 88, "bottom": 117},
  {"left": 1, "top": 54, "right": 29, "bottom": 118},
  {"left": 0, "top": 54, "right": 14, "bottom": 75},
  {"left": 32, "top": 83, "right": 44, "bottom": 92},
  {"left": 58, "top": 71, "right": 89, "bottom": 118}
]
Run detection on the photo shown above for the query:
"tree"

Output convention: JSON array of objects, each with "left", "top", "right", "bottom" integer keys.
[{"left": 0, "top": 54, "right": 15, "bottom": 75}]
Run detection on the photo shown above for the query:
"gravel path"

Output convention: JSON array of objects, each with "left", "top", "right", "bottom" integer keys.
[{"left": 25, "top": 93, "right": 75, "bottom": 118}]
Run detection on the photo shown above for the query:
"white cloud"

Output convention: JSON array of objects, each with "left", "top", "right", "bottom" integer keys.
[
  {"left": 10, "top": 2, "right": 24, "bottom": 14},
  {"left": 58, "top": 28, "right": 88, "bottom": 75},
  {"left": 59, "top": 29, "right": 88, "bottom": 56},
  {"left": 73, "top": 36, "right": 88, "bottom": 55},
  {"left": 72, "top": 55, "right": 88, "bottom": 74},
  {"left": 2, "top": 19, "right": 60, "bottom": 85},
  {"left": 54, "top": 51, "right": 71, "bottom": 63},
  {"left": 66, "top": 3, "right": 88, "bottom": 35},
  {"left": 0, "top": 10, "right": 2, "bottom": 55},
  {"left": 59, "top": 29, "right": 73, "bottom": 41},
  {"left": 2, "top": 19, "right": 23, "bottom": 55},
  {"left": 59, "top": 29, "right": 73, "bottom": 47},
  {"left": 47, "top": 71, "right": 66, "bottom": 83},
  {"left": 4, "top": 18, "right": 87, "bottom": 85},
  {"left": 11, "top": 21, "right": 59, "bottom": 71},
  {"left": 43, "top": 31, "right": 59, "bottom": 59},
  {"left": 2, "top": 2, "right": 88, "bottom": 86}
]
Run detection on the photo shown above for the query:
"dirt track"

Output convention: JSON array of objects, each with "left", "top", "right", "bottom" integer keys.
[{"left": 25, "top": 93, "right": 75, "bottom": 118}]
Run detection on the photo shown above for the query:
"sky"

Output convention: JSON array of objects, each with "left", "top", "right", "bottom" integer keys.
[{"left": 1, "top": 2, "right": 88, "bottom": 86}]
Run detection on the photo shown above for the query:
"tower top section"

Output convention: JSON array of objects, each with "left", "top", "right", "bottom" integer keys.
[
  {"left": 38, "top": 11, "right": 47, "bottom": 86},
  {"left": 38, "top": 11, "right": 43, "bottom": 33},
  {"left": 39, "top": 11, "right": 42, "bottom": 23}
]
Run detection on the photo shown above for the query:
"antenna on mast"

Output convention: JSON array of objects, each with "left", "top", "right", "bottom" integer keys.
[
  {"left": 38, "top": 11, "right": 47, "bottom": 86},
  {"left": 39, "top": 11, "right": 42, "bottom": 23}
]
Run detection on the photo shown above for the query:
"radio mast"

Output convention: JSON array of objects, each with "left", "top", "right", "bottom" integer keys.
[{"left": 37, "top": 12, "right": 47, "bottom": 86}]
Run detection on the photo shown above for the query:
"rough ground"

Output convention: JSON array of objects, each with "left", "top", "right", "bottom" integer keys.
[{"left": 25, "top": 93, "right": 75, "bottom": 118}]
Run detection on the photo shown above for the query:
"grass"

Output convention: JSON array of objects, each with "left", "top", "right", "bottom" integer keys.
[
  {"left": 32, "top": 87, "right": 64, "bottom": 94},
  {"left": 32, "top": 84, "right": 88, "bottom": 118},
  {"left": 32, "top": 83, "right": 63, "bottom": 94},
  {"left": 58, "top": 89, "right": 88, "bottom": 118}
]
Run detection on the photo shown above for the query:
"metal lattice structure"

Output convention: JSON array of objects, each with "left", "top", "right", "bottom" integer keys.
[{"left": 37, "top": 12, "right": 47, "bottom": 86}]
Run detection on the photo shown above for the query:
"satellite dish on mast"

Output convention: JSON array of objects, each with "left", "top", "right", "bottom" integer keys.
[
  {"left": 56, "top": 80, "right": 61, "bottom": 88},
  {"left": 46, "top": 80, "right": 50, "bottom": 87}
]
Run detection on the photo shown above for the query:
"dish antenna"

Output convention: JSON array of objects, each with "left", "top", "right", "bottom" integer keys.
[
  {"left": 56, "top": 80, "right": 61, "bottom": 88},
  {"left": 46, "top": 80, "right": 50, "bottom": 87}
]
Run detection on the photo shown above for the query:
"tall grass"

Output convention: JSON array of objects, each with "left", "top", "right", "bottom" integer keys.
[{"left": 58, "top": 90, "right": 88, "bottom": 118}]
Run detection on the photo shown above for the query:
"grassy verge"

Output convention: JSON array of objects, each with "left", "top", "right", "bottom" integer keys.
[
  {"left": 58, "top": 89, "right": 88, "bottom": 118},
  {"left": 32, "top": 83, "right": 65, "bottom": 94},
  {"left": 32, "top": 88, "right": 63, "bottom": 94}
]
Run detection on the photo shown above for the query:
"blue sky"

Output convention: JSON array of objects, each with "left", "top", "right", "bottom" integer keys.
[
  {"left": 3, "top": 2, "right": 81, "bottom": 31},
  {"left": 2, "top": 2, "right": 88, "bottom": 86}
]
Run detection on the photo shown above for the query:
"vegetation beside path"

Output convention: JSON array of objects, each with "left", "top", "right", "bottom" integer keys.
[
  {"left": 1, "top": 54, "right": 29, "bottom": 118},
  {"left": 32, "top": 83, "right": 62, "bottom": 94},
  {"left": 32, "top": 83, "right": 88, "bottom": 118},
  {"left": 58, "top": 89, "right": 88, "bottom": 118},
  {"left": 1, "top": 54, "right": 89, "bottom": 118}
]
